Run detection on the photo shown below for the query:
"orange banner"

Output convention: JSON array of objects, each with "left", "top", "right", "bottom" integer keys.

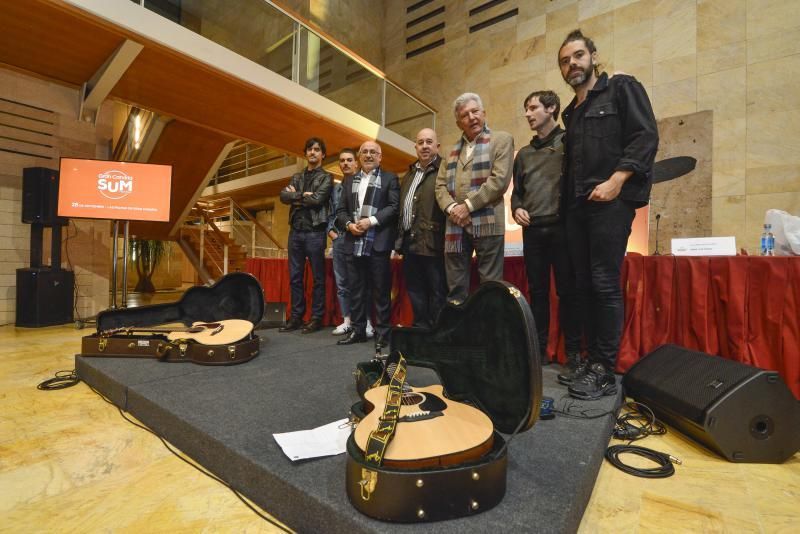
[{"left": 57, "top": 158, "right": 171, "bottom": 222}]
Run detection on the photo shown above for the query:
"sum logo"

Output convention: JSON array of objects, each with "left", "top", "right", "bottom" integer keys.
[{"left": 97, "top": 170, "right": 133, "bottom": 199}]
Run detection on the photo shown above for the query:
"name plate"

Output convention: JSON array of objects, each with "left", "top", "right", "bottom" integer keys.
[{"left": 671, "top": 236, "right": 737, "bottom": 256}]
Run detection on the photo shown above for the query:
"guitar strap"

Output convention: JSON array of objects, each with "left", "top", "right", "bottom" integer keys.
[{"left": 363, "top": 350, "right": 407, "bottom": 467}]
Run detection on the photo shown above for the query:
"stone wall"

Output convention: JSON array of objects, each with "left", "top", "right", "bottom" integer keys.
[
  {"left": 0, "top": 69, "right": 112, "bottom": 325},
  {"left": 382, "top": 0, "right": 800, "bottom": 253}
]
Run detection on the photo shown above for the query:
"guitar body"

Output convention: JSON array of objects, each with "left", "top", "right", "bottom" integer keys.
[
  {"left": 166, "top": 319, "right": 253, "bottom": 345},
  {"left": 354, "top": 384, "right": 494, "bottom": 469}
]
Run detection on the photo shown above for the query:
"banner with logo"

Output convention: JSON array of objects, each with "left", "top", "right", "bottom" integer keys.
[{"left": 57, "top": 158, "right": 172, "bottom": 222}]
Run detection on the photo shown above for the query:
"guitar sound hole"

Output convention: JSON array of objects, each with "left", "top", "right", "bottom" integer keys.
[{"left": 402, "top": 393, "right": 424, "bottom": 405}]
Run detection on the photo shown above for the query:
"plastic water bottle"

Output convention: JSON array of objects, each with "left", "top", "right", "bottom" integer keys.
[
  {"left": 760, "top": 224, "right": 769, "bottom": 256},
  {"left": 766, "top": 224, "right": 775, "bottom": 256}
]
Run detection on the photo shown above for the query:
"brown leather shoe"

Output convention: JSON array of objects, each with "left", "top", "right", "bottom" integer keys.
[
  {"left": 301, "top": 318, "right": 322, "bottom": 334},
  {"left": 278, "top": 317, "right": 303, "bottom": 332}
]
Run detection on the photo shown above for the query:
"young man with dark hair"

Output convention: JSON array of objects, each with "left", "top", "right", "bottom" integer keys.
[
  {"left": 327, "top": 148, "right": 357, "bottom": 335},
  {"left": 557, "top": 29, "right": 658, "bottom": 398},
  {"left": 511, "top": 90, "right": 581, "bottom": 366},
  {"left": 278, "top": 137, "right": 332, "bottom": 334}
]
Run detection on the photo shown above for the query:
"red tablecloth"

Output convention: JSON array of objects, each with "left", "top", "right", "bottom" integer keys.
[{"left": 246, "top": 255, "right": 800, "bottom": 398}]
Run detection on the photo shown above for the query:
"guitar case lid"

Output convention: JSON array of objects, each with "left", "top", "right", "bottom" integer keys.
[
  {"left": 391, "top": 281, "right": 542, "bottom": 435},
  {"left": 95, "top": 272, "right": 265, "bottom": 333}
]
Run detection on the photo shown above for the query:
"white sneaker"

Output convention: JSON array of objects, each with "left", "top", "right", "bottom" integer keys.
[
  {"left": 366, "top": 320, "right": 375, "bottom": 338},
  {"left": 332, "top": 321, "right": 352, "bottom": 335}
]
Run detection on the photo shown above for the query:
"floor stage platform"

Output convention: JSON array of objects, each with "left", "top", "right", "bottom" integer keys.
[{"left": 76, "top": 328, "right": 622, "bottom": 533}]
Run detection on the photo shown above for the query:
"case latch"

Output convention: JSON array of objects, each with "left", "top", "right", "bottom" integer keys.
[
  {"left": 228, "top": 345, "right": 236, "bottom": 359},
  {"left": 359, "top": 468, "right": 378, "bottom": 501},
  {"left": 98, "top": 337, "right": 107, "bottom": 352}
]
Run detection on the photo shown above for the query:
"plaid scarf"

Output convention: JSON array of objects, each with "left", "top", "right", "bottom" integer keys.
[
  {"left": 351, "top": 168, "right": 382, "bottom": 257},
  {"left": 444, "top": 125, "right": 495, "bottom": 253}
]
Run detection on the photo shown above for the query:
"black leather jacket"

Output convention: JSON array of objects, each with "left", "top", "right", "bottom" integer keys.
[
  {"left": 279, "top": 167, "right": 332, "bottom": 229},
  {"left": 562, "top": 73, "right": 658, "bottom": 207}
]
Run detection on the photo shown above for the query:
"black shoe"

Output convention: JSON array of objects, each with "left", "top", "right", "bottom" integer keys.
[
  {"left": 337, "top": 331, "right": 368, "bottom": 345},
  {"left": 567, "top": 363, "right": 618, "bottom": 400},
  {"left": 279, "top": 317, "right": 303, "bottom": 332},
  {"left": 557, "top": 358, "right": 588, "bottom": 385},
  {"left": 374, "top": 334, "right": 389, "bottom": 353},
  {"left": 301, "top": 318, "right": 322, "bottom": 334}
]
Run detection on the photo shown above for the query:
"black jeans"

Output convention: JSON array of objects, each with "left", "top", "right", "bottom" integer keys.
[
  {"left": 522, "top": 224, "right": 582, "bottom": 357},
  {"left": 566, "top": 197, "right": 635, "bottom": 370},
  {"left": 288, "top": 230, "right": 326, "bottom": 320},
  {"left": 402, "top": 246, "right": 447, "bottom": 328}
]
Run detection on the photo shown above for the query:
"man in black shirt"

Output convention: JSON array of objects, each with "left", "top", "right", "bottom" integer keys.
[
  {"left": 558, "top": 30, "right": 658, "bottom": 399},
  {"left": 278, "top": 137, "right": 332, "bottom": 334},
  {"left": 511, "top": 90, "right": 581, "bottom": 366}
]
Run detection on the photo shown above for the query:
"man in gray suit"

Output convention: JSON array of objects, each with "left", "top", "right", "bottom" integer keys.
[{"left": 435, "top": 93, "right": 514, "bottom": 304}]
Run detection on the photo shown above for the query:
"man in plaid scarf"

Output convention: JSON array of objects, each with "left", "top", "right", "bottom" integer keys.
[
  {"left": 435, "top": 93, "right": 514, "bottom": 304},
  {"left": 335, "top": 141, "right": 400, "bottom": 350}
]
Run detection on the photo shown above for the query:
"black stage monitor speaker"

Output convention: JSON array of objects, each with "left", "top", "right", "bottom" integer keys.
[
  {"left": 16, "top": 268, "right": 74, "bottom": 327},
  {"left": 22, "top": 167, "right": 68, "bottom": 226},
  {"left": 623, "top": 344, "right": 800, "bottom": 463},
  {"left": 260, "top": 302, "right": 287, "bottom": 328}
]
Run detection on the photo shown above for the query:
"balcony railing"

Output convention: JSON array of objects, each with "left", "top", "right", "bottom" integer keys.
[{"left": 130, "top": 0, "right": 435, "bottom": 141}]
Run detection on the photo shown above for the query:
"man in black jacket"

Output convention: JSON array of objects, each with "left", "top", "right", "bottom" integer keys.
[
  {"left": 511, "top": 90, "right": 581, "bottom": 366},
  {"left": 396, "top": 128, "right": 446, "bottom": 328},
  {"left": 557, "top": 30, "right": 658, "bottom": 399},
  {"left": 335, "top": 140, "right": 400, "bottom": 350},
  {"left": 278, "top": 137, "right": 332, "bottom": 334}
]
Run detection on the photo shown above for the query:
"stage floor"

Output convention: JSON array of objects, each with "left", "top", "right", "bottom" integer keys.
[{"left": 76, "top": 328, "right": 621, "bottom": 533}]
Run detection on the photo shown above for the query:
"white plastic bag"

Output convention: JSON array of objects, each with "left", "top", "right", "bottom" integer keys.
[{"left": 765, "top": 209, "right": 800, "bottom": 256}]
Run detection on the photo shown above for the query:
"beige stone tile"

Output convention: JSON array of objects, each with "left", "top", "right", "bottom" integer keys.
[
  {"left": 653, "top": 2, "right": 697, "bottom": 62},
  {"left": 697, "top": 0, "right": 746, "bottom": 50},
  {"left": 578, "top": 0, "right": 617, "bottom": 21},
  {"left": 711, "top": 195, "right": 748, "bottom": 248},
  {"left": 651, "top": 78, "right": 697, "bottom": 118},
  {"left": 746, "top": 53, "right": 800, "bottom": 114},
  {"left": 746, "top": 109, "right": 800, "bottom": 170},
  {"left": 746, "top": 0, "right": 800, "bottom": 40},
  {"left": 654, "top": 54, "right": 697, "bottom": 85},
  {"left": 697, "top": 66, "right": 745, "bottom": 121},
  {"left": 545, "top": 3, "right": 580, "bottom": 59},
  {"left": 745, "top": 164, "right": 800, "bottom": 195},
  {"left": 546, "top": 0, "right": 579, "bottom": 14},
  {"left": 576, "top": 11, "right": 615, "bottom": 63},
  {"left": 516, "top": 14, "right": 546, "bottom": 42},
  {"left": 712, "top": 118, "right": 747, "bottom": 197},
  {"left": 747, "top": 26, "right": 800, "bottom": 65},
  {"left": 697, "top": 41, "right": 746, "bottom": 75}
]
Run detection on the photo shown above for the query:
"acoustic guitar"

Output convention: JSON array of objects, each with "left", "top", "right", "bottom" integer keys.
[
  {"left": 354, "top": 384, "right": 494, "bottom": 469},
  {"left": 101, "top": 319, "right": 254, "bottom": 345}
]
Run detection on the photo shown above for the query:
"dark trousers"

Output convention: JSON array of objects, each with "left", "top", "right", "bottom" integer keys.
[
  {"left": 444, "top": 233, "right": 504, "bottom": 304},
  {"left": 522, "top": 224, "right": 582, "bottom": 358},
  {"left": 346, "top": 251, "right": 392, "bottom": 339},
  {"left": 288, "top": 230, "right": 326, "bottom": 320},
  {"left": 566, "top": 197, "right": 635, "bottom": 370},
  {"left": 402, "top": 247, "right": 447, "bottom": 328}
]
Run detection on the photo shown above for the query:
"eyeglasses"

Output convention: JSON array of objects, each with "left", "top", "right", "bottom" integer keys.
[{"left": 360, "top": 149, "right": 381, "bottom": 156}]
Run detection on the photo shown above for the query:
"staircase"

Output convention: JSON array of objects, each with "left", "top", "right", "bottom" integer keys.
[{"left": 178, "top": 199, "right": 284, "bottom": 284}]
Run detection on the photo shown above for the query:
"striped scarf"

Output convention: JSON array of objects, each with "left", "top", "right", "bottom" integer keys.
[
  {"left": 444, "top": 125, "right": 495, "bottom": 253},
  {"left": 351, "top": 168, "right": 382, "bottom": 257}
]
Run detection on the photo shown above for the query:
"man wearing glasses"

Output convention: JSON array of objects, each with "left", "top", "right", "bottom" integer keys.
[{"left": 335, "top": 141, "right": 400, "bottom": 351}]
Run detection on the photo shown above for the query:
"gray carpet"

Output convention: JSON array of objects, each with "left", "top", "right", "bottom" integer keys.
[{"left": 76, "top": 328, "right": 622, "bottom": 533}]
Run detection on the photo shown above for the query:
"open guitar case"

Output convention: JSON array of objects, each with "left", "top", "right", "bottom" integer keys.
[
  {"left": 80, "top": 272, "right": 265, "bottom": 365},
  {"left": 346, "top": 281, "right": 542, "bottom": 522}
]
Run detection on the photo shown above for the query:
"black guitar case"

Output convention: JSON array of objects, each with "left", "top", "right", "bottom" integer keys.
[
  {"left": 80, "top": 272, "right": 265, "bottom": 365},
  {"left": 346, "top": 281, "right": 542, "bottom": 522}
]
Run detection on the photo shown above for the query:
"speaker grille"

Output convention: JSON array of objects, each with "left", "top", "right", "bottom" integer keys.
[{"left": 624, "top": 345, "right": 759, "bottom": 424}]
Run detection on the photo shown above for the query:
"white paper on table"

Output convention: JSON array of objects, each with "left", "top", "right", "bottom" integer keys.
[{"left": 273, "top": 418, "right": 351, "bottom": 461}]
